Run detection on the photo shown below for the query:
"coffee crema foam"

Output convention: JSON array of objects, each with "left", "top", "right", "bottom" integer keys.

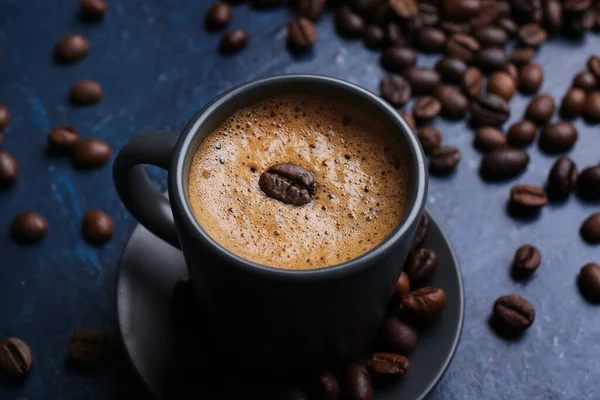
[{"left": 187, "top": 94, "right": 410, "bottom": 270}]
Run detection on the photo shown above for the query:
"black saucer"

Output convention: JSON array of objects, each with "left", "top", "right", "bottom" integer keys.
[{"left": 117, "top": 211, "right": 464, "bottom": 400}]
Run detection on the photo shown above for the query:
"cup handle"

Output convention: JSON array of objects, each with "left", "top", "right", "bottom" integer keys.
[{"left": 113, "top": 130, "right": 180, "bottom": 248}]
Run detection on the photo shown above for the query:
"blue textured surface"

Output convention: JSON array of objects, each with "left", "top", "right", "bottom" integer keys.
[{"left": 1, "top": 1, "right": 599, "bottom": 399}]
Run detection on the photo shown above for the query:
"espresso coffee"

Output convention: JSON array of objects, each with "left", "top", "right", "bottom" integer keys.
[{"left": 187, "top": 93, "right": 410, "bottom": 270}]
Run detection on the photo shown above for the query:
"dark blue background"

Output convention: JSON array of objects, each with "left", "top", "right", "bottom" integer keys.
[{"left": 1, "top": 1, "right": 599, "bottom": 399}]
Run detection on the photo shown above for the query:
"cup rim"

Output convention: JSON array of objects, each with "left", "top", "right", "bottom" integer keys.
[{"left": 170, "top": 74, "right": 427, "bottom": 280}]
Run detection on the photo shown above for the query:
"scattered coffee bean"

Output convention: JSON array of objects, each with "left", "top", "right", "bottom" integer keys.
[
  {"left": 389, "top": 0, "right": 418, "bottom": 19},
  {"left": 493, "top": 295, "right": 535, "bottom": 331},
  {"left": 363, "top": 25, "right": 385, "bottom": 49},
  {"left": 510, "top": 47, "right": 536, "bottom": 66},
  {"left": 435, "top": 57, "right": 467, "bottom": 84},
  {"left": 405, "top": 248, "right": 437, "bottom": 284},
  {"left": 0, "top": 105, "right": 9, "bottom": 128},
  {"left": 380, "top": 75, "right": 411, "bottom": 107},
  {"left": 473, "top": 25, "right": 508, "bottom": 47},
  {"left": 54, "top": 34, "right": 91, "bottom": 63},
  {"left": 398, "top": 111, "right": 416, "bottom": 130},
  {"left": 429, "top": 146, "right": 461, "bottom": 173},
  {"left": 480, "top": 148, "right": 530, "bottom": 180},
  {"left": 445, "top": 33, "right": 480, "bottom": 63},
  {"left": 417, "top": 126, "right": 441, "bottom": 154},
  {"left": 70, "top": 80, "right": 102, "bottom": 105},
  {"left": 410, "top": 211, "right": 429, "bottom": 251},
  {"left": 518, "top": 23, "right": 547, "bottom": 47},
  {"left": 298, "top": 0, "right": 326, "bottom": 20},
  {"left": 580, "top": 212, "right": 600, "bottom": 244},
  {"left": 578, "top": 165, "right": 600, "bottom": 200},
  {"left": 441, "top": 0, "right": 480, "bottom": 20},
  {"left": 474, "top": 47, "right": 507, "bottom": 73},
  {"left": 572, "top": 71, "right": 598, "bottom": 93},
  {"left": 288, "top": 17, "right": 317, "bottom": 49},
  {"left": 487, "top": 71, "right": 516, "bottom": 101},
  {"left": 259, "top": 163, "right": 316, "bottom": 206},
  {"left": 470, "top": 0, "right": 500, "bottom": 28},
  {"left": 73, "top": 138, "right": 112, "bottom": 168},
  {"left": 0, "top": 338, "right": 33, "bottom": 378},
  {"left": 417, "top": 27, "right": 447, "bottom": 53},
  {"left": 539, "top": 121, "right": 578, "bottom": 153},
  {"left": 400, "top": 287, "right": 447, "bottom": 325},
  {"left": 367, "top": 353, "right": 409, "bottom": 381},
  {"left": 336, "top": 6, "right": 365, "bottom": 37},
  {"left": 12, "top": 212, "right": 48, "bottom": 243},
  {"left": 470, "top": 93, "right": 510, "bottom": 127},
  {"left": 344, "top": 364, "right": 373, "bottom": 400},
  {"left": 507, "top": 120, "right": 537, "bottom": 147},
  {"left": 582, "top": 92, "right": 600, "bottom": 122},
  {"left": 205, "top": 2, "right": 233, "bottom": 30},
  {"left": 525, "top": 94, "right": 555, "bottom": 124},
  {"left": 510, "top": 184, "right": 548, "bottom": 210},
  {"left": 82, "top": 210, "right": 114, "bottom": 243},
  {"left": 80, "top": 0, "right": 107, "bottom": 21},
  {"left": 379, "top": 317, "right": 417, "bottom": 355},
  {"left": 578, "top": 263, "right": 600, "bottom": 302},
  {"left": 310, "top": 370, "right": 340, "bottom": 400},
  {"left": 220, "top": 30, "right": 248, "bottom": 53},
  {"left": 68, "top": 329, "right": 109, "bottom": 365},
  {"left": 502, "top": 62, "right": 519, "bottom": 82},
  {"left": 433, "top": 85, "right": 469, "bottom": 118},
  {"left": 0, "top": 150, "right": 19, "bottom": 188},
  {"left": 439, "top": 20, "right": 471, "bottom": 35},
  {"left": 560, "top": 87, "right": 587, "bottom": 118},
  {"left": 385, "top": 22, "right": 408, "bottom": 47},
  {"left": 403, "top": 67, "right": 440, "bottom": 95},
  {"left": 380, "top": 47, "right": 417, "bottom": 72},
  {"left": 417, "top": 2, "right": 439, "bottom": 26},
  {"left": 394, "top": 272, "right": 411, "bottom": 298},
  {"left": 518, "top": 63, "right": 544, "bottom": 94},
  {"left": 474, "top": 126, "right": 506, "bottom": 151},
  {"left": 547, "top": 157, "right": 578, "bottom": 199},
  {"left": 461, "top": 66, "right": 483, "bottom": 97},
  {"left": 497, "top": 17, "right": 518, "bottom": 36},
  {"left": 513, "top": 244, "right": 542, "bottom": 274},
  {"left": 587, "top": 55, "right": 600, "bottom": 79},
  {"left": 412, "top": 96, "right": 441, "bottom": 122},
  {"left": 47, "top": 126, "right": 79, "bottom": 152},
  {"left": 543, "top": 0, "right": 563, "bottom": 32}
]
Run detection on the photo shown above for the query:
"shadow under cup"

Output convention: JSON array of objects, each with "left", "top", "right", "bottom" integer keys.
[{"left": 170, "top": 75, "right": 428, "bottom": 372}]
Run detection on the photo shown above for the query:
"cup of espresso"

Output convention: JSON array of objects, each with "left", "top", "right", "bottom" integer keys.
[{"left": 113, "top": 74, "right": 427, "bottom": 371}]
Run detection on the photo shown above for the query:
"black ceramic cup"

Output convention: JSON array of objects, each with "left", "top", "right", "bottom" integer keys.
[{"left": 113, "top": 74, "right": 427, "bottom": 371}]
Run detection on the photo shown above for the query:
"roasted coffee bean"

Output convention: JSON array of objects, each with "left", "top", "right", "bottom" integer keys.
[
  {"left": 433, "top": 85, "right": 468, "bottom": 118},
  {"left": 525, "top": 94, "right": 555, "bottom": 124},
  {"left": 518, "top": 64, "right": 544, "bottom": 94},
  {"left": 539, "top": 121, "right": 578, "bottom": 153},
  {"left": 588, "top": 55, "right": 600, "bottom": 79},
  {"left": 380, "top": 47, "right": 417, "bottom": 72},
  {"left": 502, "top": 62, "right": 519, "bottom": 82},
  {"left": 220, "top": 29, "right": 248, "bottom": 53},
  {"left": 518, "top": 23, "right": 547, "bottom": 47},
  {"left": 417, "top": 126, "right": 441, "bottom": 154},
  {"left": 12, "top": 212, "right": 48, "bottom": 243},
  {"left": 0, "top": 105, "right": 9, "bottom": 128},
  {"left": 441, "top": 0, "right": 480, "bottom": 20},
  {"left": 205, "top": 2, "right": 232, "bottom": 30},
  {"left": 461, "top": 67, "right": 483, "bottom": 97},
  {"left": 480, "top": 148, "right": 529, "bottom": 180},
  {"left": 487, "top": 71, "right": 516, "bottom": 101},
  {"left": 445, "top": 33, "right": 480, "bottom": 63},
  {"left": 367, "top": 353, "right": 409, "bottom": 381},
  {"left": 474, "top": 47, "right": 507, "bottom": 73},
  {"left": 400, "top": 287, "right": 447, "bottom": 325},
  {"left": 513, "top": 244, "right": 542, "bottom": 274},
  {"left": 298, "top": 0, "right": 326, "bottom": 20},
  {"left": 398, "top": 111, "right": 416, "bottom": 130},
  {"left": 288, "top": 17, "right": 317, "bottom": 48},
  {"left": 564, "top": 7, "right": 596, "bottom": 35},
  {"left": 310, "top": 370, "right": 340, "bottom": 400},
  {"left": 578, "top": 166, "right": 600, "bottom": 200},
  {"left": 510, "top": 184, "right": 548, "bottom": 209},
  {"left": 379, "top": 317, "right": 417, "bottom": 355},
  {"left": 403, "top": 67, "right": 440, "bottom": 95},
  {"left": 412, "top": 96, "right": 441, "bottom": 122},
  {"left": 394, "top": 272, "right": 411, "bottom": 297},
  {"left": 385, "top": 22, "right": 408, "bottom": 47},
  {"left": 68, "top": 329, "right": 109, "bottom": 365},
  {"left": 429, "top": 146, "right": 461, "bottom": 173},
  {"left": 417, "top": 2, "right": 440, "bottom": 26},
  {"left": 543, "top": 0, "right": 563, "bottom": 32},
  {"left": 582, "top": 92, "right": 600, "bottom": 122},
  {"left": 47, "top": 126, "right": 79, "bottom": 152},
  {"left": 344, "top": 364, "right": 373, "bottom": 400},
  {"left": 581, "top": 212, "right": 600, "bottom": 244},
  {"left": 417, "top": 27, "right": 447, "bottom": 52},
  {"left": 54, "top": 34, "right": 91, "bottom": 63},
  {"left": 0, "top": 150, "right": 19, "bottom": 188},
  {"left": 389, "top": 0, "right": 418, "bottom": 19},
  {"left": 410, "top": 211, "right": 429, "bottom": 250},
  {"left": 563, "top": 0, "right": 593, "bottom": 14},
  {"left": 82, "top": 210, "right": 114, "bottom": 243},
  {"left": 0, "top": 338, "right": 33, "bottom": 378},
  {"left": 435, "top": 57, "right": 467, "bottom": 84},
  {"left": 73, "top": 138, "right": 112, "bottom": 168},
  {"left": 70, "top": 80, "right": 102, "bottom": 105},
  {"left": 363, "top": 25, "right": 385, "bottom": 48},
  {"left": 507, "top": 120, "right": 537, "bottom": 147},
  {"left": 560, "top": 87, "right": 587, "bottom": 118},
  {"left": 547, "top": 157, "right": 578, "bottom": 199},
  {"left": 80, "top": 0, "right": 107, "bottom": 20},
  {"left": 496, "top": 17, "right": 518, "bottom": 36},
  {"left": 470, "top": 0, "right": 500, "bottom": 28},
  {"left": 493, "top": 295, "right": 535, "bottom": 331},
  {"left": 572, "top": 71, "right": 598, "bottom": 93},
  {"left": 473, "top": 25, "right": 508, "bottom": 47},
  {"left": 380, "top": 75, "right": 411, "bottom": 107},
  {"left": 510, "top": 47, "right": 536, "bottom": 66},
  {"left": 259, "top": 163, "right": 316, "bottom": 206},
  {"left": 336, "top": 6, "right": 365, "bottom": 37},
  {"left": 470, "top": 93, "right": 510, "bottom": 126},
  {"left": 578, "top": 263, "right": 600, "bottom": 302},
  {"left": 475, "top": 126, "right": 506, "bottom": 151},
  {"left": 405, "top": 248, "right": 437, "bottom": 284},
  {"left": 439, "top": 20, "right": 471, "bottom": 35}
]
